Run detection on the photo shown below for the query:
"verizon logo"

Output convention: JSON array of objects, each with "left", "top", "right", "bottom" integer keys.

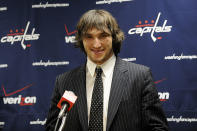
[
  {"left": 2, "top": 84, "right": 37, "bottom": 106},
  {"left": 3, "top": 95, "right": 36, "bottom": 106},
  {"left": 158, "top": 92, "right": 169, "bottom": 101},
  {"left": 64, "top": 24, "right": 76, "bottom": 43}
]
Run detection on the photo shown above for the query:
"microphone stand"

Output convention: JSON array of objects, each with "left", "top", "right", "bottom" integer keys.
[
  {"left": 54, "top": 113, "right": 68, "bottom": 131},
  {"left": 54, "top": 117, "right": 60, "bottom": 131},
  {"left": 54, "top": 104, "right": 68, "bottom": 131},
  {"left": 58, "top": 113, "right": 68, "bottom": 131}
]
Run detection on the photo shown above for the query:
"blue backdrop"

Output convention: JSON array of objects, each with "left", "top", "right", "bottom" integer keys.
[{"left": 0, "top": 0, "right": 197, "bottom": 130}]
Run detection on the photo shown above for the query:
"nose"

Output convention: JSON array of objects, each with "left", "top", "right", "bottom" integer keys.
[{"left": 93, "top": 38, "right": 101, "bottom": 48}]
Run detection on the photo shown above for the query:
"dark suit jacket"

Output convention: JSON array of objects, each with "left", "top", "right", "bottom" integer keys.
[{"left": 46, "top": 57, "right": 169, "bottom": 131}]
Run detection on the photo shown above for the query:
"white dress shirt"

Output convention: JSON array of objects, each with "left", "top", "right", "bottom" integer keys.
[{"left": 86, "top": 54, "right": 116, "bottom": 131}]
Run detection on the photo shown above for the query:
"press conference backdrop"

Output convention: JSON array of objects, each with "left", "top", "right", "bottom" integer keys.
[{"left": 0, "top": 0, "right": 196, "bottom": 130}]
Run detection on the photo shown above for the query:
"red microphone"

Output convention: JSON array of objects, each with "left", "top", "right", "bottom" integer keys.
[
  {"left": 54, "top": 91, "right": 77, "bottom": 131},
  {"left": 57, "top": 91, "right": 77, "bottom": 118}
]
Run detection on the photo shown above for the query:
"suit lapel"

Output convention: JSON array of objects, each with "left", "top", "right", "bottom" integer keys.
[
  {"left": 106, "top": 58, "right": 128, "bottom": 131},
  {"left": 73, "top": 65, "right": 88, "bottom": 131},
  {"left": 72, "top": 58, "right": 128, "bottom": 131}
]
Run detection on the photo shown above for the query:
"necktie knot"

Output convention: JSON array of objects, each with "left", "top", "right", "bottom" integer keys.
[{"left": 95, "top": 67, "right": 102, "bottom": 77}]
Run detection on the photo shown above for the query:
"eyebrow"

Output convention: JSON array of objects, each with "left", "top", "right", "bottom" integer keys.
[{"left": 84, "top": 30, "right": 111, "bottom": 36}]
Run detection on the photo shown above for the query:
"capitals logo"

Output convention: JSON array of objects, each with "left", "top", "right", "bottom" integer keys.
[
  {"left": 128, "top": 12, "right": 172, "bottom": 42},
  {"left": 2, "top": 84, "right": 37, "bottom": 106},
  {"left": 0, "top": 21, "right": 40, "bottom": 50},
  {"left": 64, "top": 24, "right": 76, "bottom": 43}
]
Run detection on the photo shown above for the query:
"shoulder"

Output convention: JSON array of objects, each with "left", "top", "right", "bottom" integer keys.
[
  {"left": 118, "top": 57, "right": 150, "bottom": 73},
  {"left": 117, "top": 58, "right": 152, "bottom": 82},
  {"left": 56, "top": 64, "right": 85, "bottom": 82}
]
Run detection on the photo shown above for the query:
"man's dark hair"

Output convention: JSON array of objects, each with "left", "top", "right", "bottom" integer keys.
[{"left": 75, "top": 9, "right": 124, "bottom": 56}]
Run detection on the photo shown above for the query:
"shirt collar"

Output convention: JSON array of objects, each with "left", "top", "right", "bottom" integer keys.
[{"left": 86, "top": 54, "right": 116, "bottom": 78}]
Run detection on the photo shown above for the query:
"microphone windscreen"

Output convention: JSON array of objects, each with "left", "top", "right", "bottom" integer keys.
[{"left": 57, "top": 91, "right": 77, "bottom": 111}]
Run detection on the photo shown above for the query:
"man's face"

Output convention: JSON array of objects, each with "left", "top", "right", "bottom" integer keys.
[{"left": 82, "top": 28, "right": 114, "bottom": 65}]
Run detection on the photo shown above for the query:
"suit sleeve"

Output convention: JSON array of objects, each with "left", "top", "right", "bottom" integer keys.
[
  {"left": 45, "top": 76, "right": 62, "bottom": 131},
  {"left": 141, "top": 69, "right": 169, "bottom": 131}
]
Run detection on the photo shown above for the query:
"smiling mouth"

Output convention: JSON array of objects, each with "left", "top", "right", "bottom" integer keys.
[{"left": 92, "top": 49, "right": 104, "bottom": 55}]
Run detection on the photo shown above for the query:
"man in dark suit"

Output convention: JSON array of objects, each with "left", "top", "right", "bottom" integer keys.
[{"left": 46, "top": 9, "right": 169, "bottom": 131}]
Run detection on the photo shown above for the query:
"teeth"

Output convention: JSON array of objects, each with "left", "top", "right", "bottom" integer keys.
[{"left": 93, "top": 50, "right": 103, "bottom": 54}]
